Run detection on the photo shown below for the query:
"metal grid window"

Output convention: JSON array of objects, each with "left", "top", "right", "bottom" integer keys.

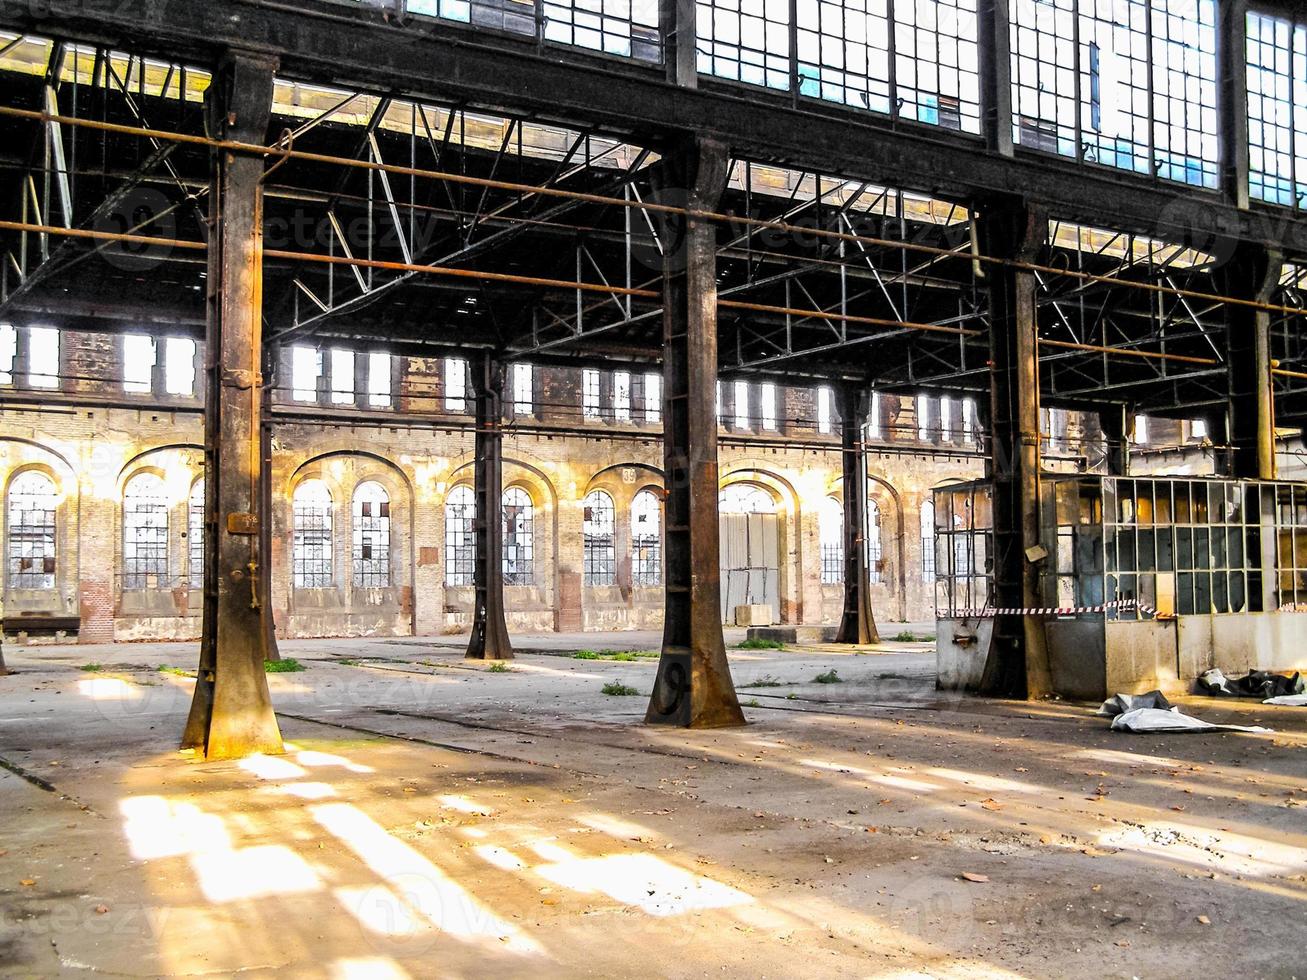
[
  {"left": 816, "top": 386, "right": 832, "bottom": 434},
  {"left": 920, "top": 499, "right": 937, "bottom": 583},
  {"left": 123, "top": 473, "right": 169, "bottom": 590},
  {"left": 408, "top": 0, "right": 660, "bottom": 61},
  {"left": 796, "top": 0, "right": 893, "bottom": 114},
  {"left": 6, "top": 471, "right": 57, "bottom": 590},
  {"left": 820, "top": 495, "right": 844, "bottom": 585},
  {"left": 368, "top": 352, "right": 393, "bottom": 408},
  {"left": 644, "top": 372, "right": 662, "bottom": 424},
  {"left": 1104, "top": 478, "right": 1258, "bottom": 617},
  {"left": 503, "top": 486, "right": 535, "bottom": 586},
  {"left": 353, "top": 482, "right": 392, "bottom": 588},
  {"left": 165, "top": 338, "right": 196, "bottom": 397},
  {"left": 445, "top": 357, "right": 469, "bottom": 413},
  {"left": 293, "top": 480, "right": 335, "bottom": 588},
  {"left": 291, "top": 346, "right": 322, "bottom": 402},
  {"left": 697, "top": 0, "right": 792, "bottom": 91},
  {"left": 1247, "top": 10, "right": 1306, "bottom": 208},
  {"left": 933, "top": 483, "right": 992, "bottom": 615},
  {"left": 188, "top": 479, "right": 204, "bottom": 587},
  {"left": 1150, "top": 0, "right": 1217, "bottom": 187},
  {"left": 613, "top": 370, "right": 632, "bottom": 422},
  {"left": 631, "top": 488, "right": 662, "bottom": 586},
  {"left": 123, "top": 334, "right": 156, "bottom": 394},
  {"left": 868, "top": 496, "right": 883, "bottom": 584},
  {"left": 27, "top": 326, "right": 58, "bottom": 389},
  {"left": 1080, "top": 0, "right": 1151, "bottom": 177},
  {"left": 720, "top": 484, "right": 776, "bottom": 514},
  {"left": 760, "top": 382, "right": 778, "bottom": 431},
  {"left": 0, "top": 323, "right": 15, "bottom": 385},
  {"left": 895, "top": 0, "right": 981, "bottom": 134},
  {"left": 543, "top": 0, "right": 661, "bottom": 60},
  {"left": 583, "top": 368, "right": 602, "bottom": 419},
  {"left": 330, "top": 348, "right": 356, "bottom": 405},
  {"left": 512, "top": 363, "right": 534, "bottom": 416},
  {"left": 1011, "top": 0, "right": 1078, "bottom": 156},
  {"left": 583, "top": 489, "right": 616, "bottom": 585},
  {"left": 445, "top": 485, "right": 476, "bottom": 587}
]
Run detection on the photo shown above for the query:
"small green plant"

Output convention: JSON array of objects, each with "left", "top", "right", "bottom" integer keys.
[
  {"left": 157, "top": 665, "right": 192, "bottom": 677},
  {"left": 264, "top": 658, "right": 306, "bottom": 673},
  {"left": 79, "top": 663, "right": 104, "bottom": 673},
  {"left": 601, "top": 681, "right": 640, "bottom": 697},
  {"left": 737, "top": 638, "right": 785, "bottom": 651},
  {"left": 487, "top": 662, "right": 514, "bottom": 673},
  {"left": 743, "top": 699, "right": 761, "bottom": 708},
  {"left": 739, "top": 674, "right": 787, "bottom": 689},
  {"left": 608, "top": 652, "right": 637, "bottom": 661},
  {"left": 813, "top": 669, "right": 843, "bottom": 684},
  {"left": 573, "top": 650, "right": 602, "bottom": 660},
  {"left": 337, "top": 659, "right": 361, "bottom": 667}
]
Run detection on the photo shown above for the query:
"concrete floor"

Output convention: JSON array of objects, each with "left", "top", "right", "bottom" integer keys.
[{"left": 1, "top": 632, "right": 1304, "bottom": 979}]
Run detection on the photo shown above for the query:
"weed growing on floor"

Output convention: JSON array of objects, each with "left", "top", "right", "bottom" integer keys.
[
  {"left": 813, "top": 669, "right": 843, "bottom": 684},
  {"left": 737, "top": 638, "right": 785, "bottom": 651},
  {"left": 337, "top": 659, "right": 361, "bottom": 666},
  {"left": 78, "top": 663, "right": 104, "bottom": 672},
  {"left": 602, "top": 681, "right": 640, "bottom": 696},
  {"left": 574, "top": 649, "right": 660, "bottom": 661},
  {"left": 739, "top": 674, "right": 787, "bottom": 688},
  {"left": 743, "top": 699, "right": 761, "bottom": 708},
  {"left": 264, "top": 658, "right": 306, "bottom": 673},
  {"left": 573, "top": 650, "right": 602, "bottom": 659},
  {"left": 157, "top": 665, "right": 192, "bottom": 677},
  {"left": 487, "top": 662, "right": 515, "bottom": 673},
  {"left": 891, "top": 631, "right": 936, "bottom": 643}
]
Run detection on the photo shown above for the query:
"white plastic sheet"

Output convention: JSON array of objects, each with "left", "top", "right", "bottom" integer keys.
[{"left": 1110, "top": 707, "right": 1273, "bottom": 735}]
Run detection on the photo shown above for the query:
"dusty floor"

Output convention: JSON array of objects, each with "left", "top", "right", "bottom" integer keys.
[{"left": 1, "top": 631, "right": 1304, "bottom": 979}]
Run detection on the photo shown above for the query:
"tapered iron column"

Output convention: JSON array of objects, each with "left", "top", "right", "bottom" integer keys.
[
  {"left": 1220, "top": 243, "right": 1283, "bottom": 480},
  {"left": 835, "top": 384, "right": 879, "bottom": 645},
  {"left": 466, "top": 352, "right": 514, "bottom": 661},
  {"left": 977, "top": 198, "right": 1053, "bottom": 700},
  {"left": 182, "top": 54, "right": 283, "bottom": 759},
  {"left": 646, "top": 136, "right": 745, "bottom": 729},
  {"left": 1100, "top": 405, "right": 1130, "bottom": 476}
]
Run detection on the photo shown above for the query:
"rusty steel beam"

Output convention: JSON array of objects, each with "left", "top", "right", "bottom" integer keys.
[
  {"left": 182, "top": 53, "right": 283, "bottom": 760},
  {"left": 466, "top": 352, "right": 514, "bottom": 661},
  {"left": 834, "top": 383, "right": 879, "bottom": 645},
  {"left": 646, "top": 136, "right": 745, "bottom": 729},
  {"left": 1220, "top": 243, "right": 1284, "bottom": 480},
  {"left": 977, "top": 197, "right": 1054, "bottom": 701}
]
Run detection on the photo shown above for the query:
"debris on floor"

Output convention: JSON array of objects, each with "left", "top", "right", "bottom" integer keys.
[
  {"left": 1263, "top": 693, "right": 1307, "bottom": 707},
  {"left": 1197, "top": 668, "right": 1303, "bottom": 699},
  {"left": 1098, "top": 691, "right": 1273, "bottom": 733}
]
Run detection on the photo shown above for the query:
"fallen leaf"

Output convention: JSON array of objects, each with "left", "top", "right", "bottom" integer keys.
[
  {"left": 980, "top": 799, "right": 1003, "bottom": 811},
  {"left": 94, "top": 905, "right": 109, "bottom": 915},
  {"left": 19, "top": 879, "right": 35, "bottom": 887},
  {"left": 1091, "top": 884, "right": 1102, "bottom": 892},
  {"left": 1197, "top": 915, "right": 1211, "bottom": 925},
  {"left": 961, "top": 872, "right": 989, "bottom": 883},
  {"left": 1171, "top": 805, "right": 1185, "bottom": 812}
]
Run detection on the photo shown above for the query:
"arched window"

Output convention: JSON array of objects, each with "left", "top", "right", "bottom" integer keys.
[
  {"left": 188, "top": 479, "right": 205, "bottom": 587},
  {"left": 867, "top": 497, "right": 883, "bottom": 585},
  {"left": 293, "top": 480, "right": 334, "bottom": 588},
  {"left": 502, "top": 487, "right": 534, "bottom": 586},
  {"left": 353, "top": 482, "right": 391, "bottom": 587},
  {"left": 920, "top": 499, "right": 937, "bottom": 584},
  {"left": 445, "top": 485, "right": 475, "bottom": 587},
  {"left": 819, "top": 496, "right": 843, "bottom": 585},
  {"left": 719, "top": 483, "right": 776, "bottom": 514},
  {"left": 631, "top": 489, "right": 662, "bottom": 587},
  {"left": 123, "top": 473, "right": 169, "bottom": 589},
  {"left": 582, "top": 490, "right": 615, "bottom": 586},
  {"left": 7, "top": 471, "right": 57, "bottom": 590}
]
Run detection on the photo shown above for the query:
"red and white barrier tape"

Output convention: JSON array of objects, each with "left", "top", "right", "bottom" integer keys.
[{"left": 949, "top": 599, "right": 1158, "bottom": 619}]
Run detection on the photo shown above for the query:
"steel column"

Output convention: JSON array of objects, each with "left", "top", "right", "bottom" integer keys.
[
  {"left": 835, "top": 384, "right": 879, "bottom": 645},
  {"left": 182, "top": 54, "right": 283, "bottom": 760},
  {"left": 977, "top": 197, "right": 1053, "bottom": 700},
  {"left": 466, "top": 351, "right": 514, "bottom": 661},
  {"left": 646, "top": 136, "right": 745, "bottom": 729},
  {"left": 1221, "top": 243, "right": 1283, "bottom": 480},
  {"left": 1100, "top": 404, "right": 1130, "bottom": 476}
]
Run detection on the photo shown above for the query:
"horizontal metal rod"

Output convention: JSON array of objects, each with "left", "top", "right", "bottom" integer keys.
[
  {"left": 3, "top": 104, "right": 1304, "bottom": 319},
  {"left": 1038, "top": 338, "right": 1220, "bottom": 367}
]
